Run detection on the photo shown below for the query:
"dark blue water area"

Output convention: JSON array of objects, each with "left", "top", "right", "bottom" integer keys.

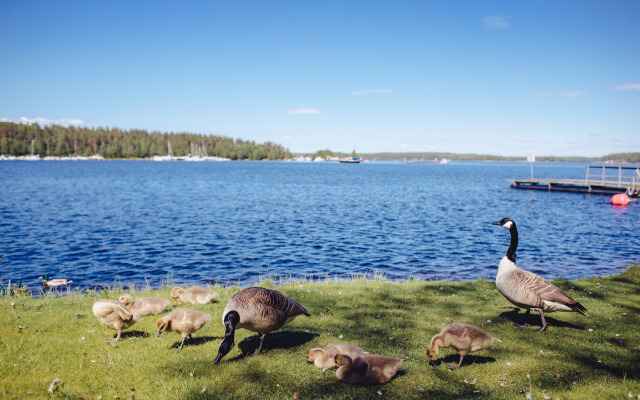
[{"left": 0, "top": 160, "right": 638, "bottom": 291}]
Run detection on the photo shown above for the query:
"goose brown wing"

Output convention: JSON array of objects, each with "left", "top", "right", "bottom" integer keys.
[
  {"left": 237, "top": 287, "right": 309, "bottom": 317},
  {"left": 517, "top": 269, "right": 586, "bottom": 314}
]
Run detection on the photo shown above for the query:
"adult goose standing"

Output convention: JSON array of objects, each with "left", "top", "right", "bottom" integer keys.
[
  {"left": 214, "top": 287, "right": 310, "bottom": 363},
  {"left": 493, "top": 217, "right": 586, "bottom": 332}
]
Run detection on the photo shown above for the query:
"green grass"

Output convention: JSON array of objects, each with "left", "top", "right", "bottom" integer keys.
[{"left": 1, "top": 266, "right": 639, "bottom": 399}]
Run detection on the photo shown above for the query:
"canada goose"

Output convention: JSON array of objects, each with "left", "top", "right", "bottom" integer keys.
[
  {"left": 156, "top": 308, "right": 212, "bottom": 350},
  {"left": 171, "top": 286, "right": 219, "bottom": 304},
  {"left": 40, "top": 274, "right": 72, "bottom": 289},
  {"left": 334, "top": 353, "right": 403, "bottom": 384},
  {"left": 306, "top": 343, "right": 364, "bottom": 370},
  {"left": 493, "top": 217, "right": 586, "bottom": 332},
  {"left": 118, "top": 293, "right": 171, "bottom": 315},
  {"left": 214, "top": 287, "right": 310, "bottom": 363},
  {"left": 92, "top": 299, "right": 140, "bottom": 343},
  {"left": 427, "top": 322, "right": 494, "bottom": 370}
]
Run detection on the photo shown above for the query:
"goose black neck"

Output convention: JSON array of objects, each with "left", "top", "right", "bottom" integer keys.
[
  {"left": 214, "top": 311, "right": 240, "bottom": 364},
  {"left": 506, "top": 224, "right": 518, "bottom": 263}
]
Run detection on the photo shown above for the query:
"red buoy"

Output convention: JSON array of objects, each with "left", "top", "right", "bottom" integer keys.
[{"left": 610, "top": 193, "right": 630, "bottom": 206}]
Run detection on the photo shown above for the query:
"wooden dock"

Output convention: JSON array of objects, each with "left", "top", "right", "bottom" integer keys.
[{"left": 508, "top": 165, "right": 640, "bottom": 197}]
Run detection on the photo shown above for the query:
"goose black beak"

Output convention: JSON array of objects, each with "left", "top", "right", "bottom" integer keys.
[{"left": 492, "top": 221, "right": 501, "bottom": 226}]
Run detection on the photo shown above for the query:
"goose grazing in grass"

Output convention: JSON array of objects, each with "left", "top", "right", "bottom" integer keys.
[
  {"left": 493, "top": 217, "right": 586, "bottom": 332},
  {"left": 171, "top": 286, "right": 219, "bottom": 304},
  {"left": 156, "top": 308, "right": 212, "bottom": 350},
  {"left": 427, "top": 322, "right": 494, "bottom": 370},
  {"left": 40, "top": 274, "right": 73, "bottom": 289},
  {"left": 118, "top": 293, "right": 171, "bottom": 316},
  {"left": 92, "top": 299, "right": 140, "bottom": 343},
  {"left": 334, "top": 353, "right": 403, "bottom": 384},
  {"left": 214, "top": 287, "right": 310, "bottom": 363},
  {"left": 306, "top": 343, "right": 365, "bottom": 370}
]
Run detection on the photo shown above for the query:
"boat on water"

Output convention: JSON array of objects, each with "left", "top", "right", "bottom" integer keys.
[{"left": 339, "top": 157, "right": 361, "bottom": 163}]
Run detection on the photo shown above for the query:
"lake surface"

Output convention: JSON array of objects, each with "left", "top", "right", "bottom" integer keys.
[{"left": 1, "top": 160, "right": 638, "bottom": 291}]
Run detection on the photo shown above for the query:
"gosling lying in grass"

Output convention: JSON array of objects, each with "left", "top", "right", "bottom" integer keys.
[
  {"left": 171, "top": 286, "right": 219, "bottom": 304},
  {"left": 118, "top": 293, "right": 171, "bottom": 315},
  {"left": 92, "top": 300, "right": 140, "bottom": 344},
  {"left": 427, "top": 322, "right": 494, "bottom": 370},
  {"left": 306, "top": 343, "right": 365, "bottom": 371},
  {"left": 156, "top": 308, "right": 212, "bottom": 350},
  {"left": 334, "top": 354, "right": 403, "bottom": 384}
]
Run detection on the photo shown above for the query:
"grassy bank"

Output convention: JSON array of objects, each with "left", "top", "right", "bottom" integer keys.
[{"left": 1, "top": 266, "right": 639, "bottom": 400}]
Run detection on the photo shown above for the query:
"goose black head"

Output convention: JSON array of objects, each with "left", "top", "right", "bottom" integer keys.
[
  {"left": 214, "top": 311, "right": 240, "bottom": 364},
  {"left": 492, "top": 218, "right": 515, "bottom": 230}
]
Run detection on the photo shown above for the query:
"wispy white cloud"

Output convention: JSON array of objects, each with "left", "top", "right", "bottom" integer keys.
[
  {"left": 538, "top": 90, "right": 585, "bottom": 97},
  {"left": 286, "top": 107, "right": 322, "bottom": 115},
  {"left": 352, "top": 89, "right": 392, "bottom": 96},
  {"left": 483, "top": 16, "right": 510, "bottom": 29},
  {"left": 1, "top": 116, "right": 86, "bottom": 127},
  {"left": 611, "top": 83, "right": 640, "bottom": 91}
]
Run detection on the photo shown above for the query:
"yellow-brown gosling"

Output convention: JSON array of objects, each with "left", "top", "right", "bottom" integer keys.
[
  {"left": 171, "top": 286, "right": 219, "bottom": 304},
  {"left": 306, "top": 343, "right": 364, "bottom": 370},
  {"left": 427, "top": 322, "right": 494, "bottom": 370},
  {"left": 334, "top": 353, "right": 403, "bottom": 384},
  {"left": 156, "top": 308, "right": 212, "bottom": 350},
  {"left": 40, "top": 274, "right": 72, "bottom": 289},
  {"left": 214, "top": 287, "right": 310, "bottom": 363},
  {"left": 118, "top": 293, "right": 171, "bottom": 316},
  {"left": 493, "top": 218, "right": 586, "bottom": 332},
  {"left": 92, "top": 299, "right": 140, "bottom": 343}
]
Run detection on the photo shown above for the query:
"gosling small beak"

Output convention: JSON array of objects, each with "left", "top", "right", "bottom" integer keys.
[{"left": 156, "top": 331, "right": 162, "bottom": 337}]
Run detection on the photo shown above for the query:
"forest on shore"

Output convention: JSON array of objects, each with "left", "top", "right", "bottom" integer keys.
[
  {"left": 0, "top": 122, "right": 291, "bottom": 160},
  {"left": 1, "top": 121, "right": 638, "bottom": 162}
]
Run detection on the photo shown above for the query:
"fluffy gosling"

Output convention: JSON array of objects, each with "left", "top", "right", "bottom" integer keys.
[
  {"left": 335, "top": 354, "right": 403, "bottom": 384},
  {"left": 427, "top": 322, "right": 494, "bottom": 370},
  {"left": 118, "top": 293, "right": 171, "bottom": 315},
  {"left": 156, "top": 308, "right": 212, "bottom": 350},
  {"left": 306, "top": 343, "right": 364, "bottom": 371},
  {"left": 92, "top": 299, "right": 140, "bottom": 344},
  {"left": 171, "top": 286, "right": 219, "bottom": 304}
]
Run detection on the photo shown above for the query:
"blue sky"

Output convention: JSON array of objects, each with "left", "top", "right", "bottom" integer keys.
[{"left": 1, "top": 1, "right": 638, "bottom": 156}]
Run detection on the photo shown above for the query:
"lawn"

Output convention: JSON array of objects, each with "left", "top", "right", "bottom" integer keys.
[{"left": 1, "top": 265, "right": 639, "bottom": 399}]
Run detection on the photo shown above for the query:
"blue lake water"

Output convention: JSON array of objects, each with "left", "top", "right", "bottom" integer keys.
[{"left": 1, "top": 160, "right": 638, "bottom": 291}]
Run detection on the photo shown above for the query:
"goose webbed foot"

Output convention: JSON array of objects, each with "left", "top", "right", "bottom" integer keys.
[
  {"left": 447, "top": 355, "right": 464, "bottom": 370},
  {"left": 513, "top": 322, "right": 530, "bottom": 328},
  {"left": 249, "top": 333, "right": 268, "bottom": 356},
  {"left": 535, "top": 310, "right": 549, "bottom": 332}
]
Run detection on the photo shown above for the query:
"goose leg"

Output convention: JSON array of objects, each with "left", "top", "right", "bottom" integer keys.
[
  {"left": 178, "top": 335, "right": 187, "bottom": 350},
  {"left": 514, "top": 309, "right": 531, "bottom": 328},
  {"left": 447, "top": 354, "right": 464, "bottom": 370},
  {"left": 534, "top": 310, "right": 548, "bottom": 332},
  {"left": 252, "top": 333, "right": 267, "bottom": 356},
  {"left": 107, "top": 328, "right": 122, "bottom": 347}
]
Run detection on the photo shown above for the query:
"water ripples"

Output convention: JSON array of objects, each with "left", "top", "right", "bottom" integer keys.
[{"left": 0, "top": 161, "right": 638, "bottom": 290}]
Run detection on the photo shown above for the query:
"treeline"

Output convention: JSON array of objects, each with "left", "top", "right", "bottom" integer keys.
[
  {"left": 360, "top": 152, "right": 515, "bottom": 161},
  {"left": 0, "top": 122, "right": 291, "bottom": 160},
  {"left": 316, "top": 151, "right": 601, "bottom": 162},
  {"left": 599, "top": 153, "right": 640, "bottom": 163}
]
